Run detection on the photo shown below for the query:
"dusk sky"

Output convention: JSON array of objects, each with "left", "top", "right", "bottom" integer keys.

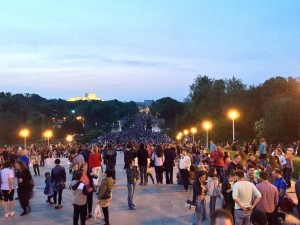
[{"left": 0, "top": 1, "right": 299, "bottom": 101}]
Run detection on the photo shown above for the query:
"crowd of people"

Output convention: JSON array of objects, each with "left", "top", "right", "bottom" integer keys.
[{"left": 0, "top": 112, "right": 300, "bottom": 225}]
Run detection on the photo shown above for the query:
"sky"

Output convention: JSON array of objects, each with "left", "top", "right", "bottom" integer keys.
[{"left": 0, "top": 1, "right": 299, "bottom": 101}]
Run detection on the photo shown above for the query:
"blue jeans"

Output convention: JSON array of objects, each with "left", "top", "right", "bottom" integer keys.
[
  {"left": 234, "top": 209, "right": 251, "bottom": 225},
  {"left": 193, "top": 200, "right": 206, "bottom": 225},
  {"left": 209, "top": 196, "right": 217, "bottom": 213},
  {"left": 127, "top": 183, "right": 136, "bottom": 207}
]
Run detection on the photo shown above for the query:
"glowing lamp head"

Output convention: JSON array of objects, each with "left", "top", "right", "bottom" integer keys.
[
  {"left": 19, "top": 129, "right": 30, "bottom": 138},
  {"left": 228, "top": 110, "right": 240, "bottom": 120},
  {"left": 202, "top": 121, "right": 212, "bottom": 130},
  {"left": 66, "top": 135, "right": 73, "bottom": 142},
  {"left": 44, "top": 130, "right": 53, "bottom": 139},
  {"left": 191, "top": 127, "right": 197, "bottom": 134},
  {"left": 183, "top": 129, "right": 189, "bottom": 135}
]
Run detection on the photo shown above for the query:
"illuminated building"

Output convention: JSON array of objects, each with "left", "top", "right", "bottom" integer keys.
[{"left": 67, "top": 93, "right": 102, "bottom": 102}]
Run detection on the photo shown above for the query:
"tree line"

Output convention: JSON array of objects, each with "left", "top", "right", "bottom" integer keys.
[
  {"left": 0, "top": 92, "right": 138, "bottom": 144},
  {"left": 151, "top": 76, "right": 300, "bottom": 144}
]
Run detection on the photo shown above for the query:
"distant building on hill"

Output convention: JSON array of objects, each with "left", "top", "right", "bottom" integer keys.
[
  {"left": 136, "top": 100, "right": 154, "bottom": 107},
  {"left": 67, "top": 93, "right": 102, "bottom": 102}
]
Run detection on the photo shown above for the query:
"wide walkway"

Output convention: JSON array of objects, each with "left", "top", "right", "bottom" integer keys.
[{"left": 0, "top": 153, "right": 299, "bottom": 225}]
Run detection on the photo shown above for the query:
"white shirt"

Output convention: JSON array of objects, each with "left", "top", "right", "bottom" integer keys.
[
  {"left": 1, "top": 168, "right": 14, "bottom": 190},
  {"left": 232, "top": 180, "right": 261, "bottom": 209},
  {"left": 278, "top": 155, "right": 287, "bottom": 167},
  {"left": 179, "top": 155, "right": 191, "bottom": 170}
]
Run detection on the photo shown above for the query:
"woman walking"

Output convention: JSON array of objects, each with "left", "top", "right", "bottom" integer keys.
[
  {"left": 15, "top": 161, "right": 33, "bottom": 216},
  {"left": 1, "top": 160, "right": 15, "bottom": 218},
  {"left": 98, "top": 169, "right": 115, "bottom": 225},
  {"left": 151, "top": 145, "right": 165, "bottom": 184},
  {"left": 51, "top": 159, "right": 66, "bottom": 209},
  {"left": 192, "top": 170, "right": 207, "bottom": 225}
]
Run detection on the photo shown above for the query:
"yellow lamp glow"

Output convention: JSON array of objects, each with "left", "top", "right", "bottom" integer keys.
[
  {"left": 43, "top": 130, "right": 53, "bottom": 139},
  {"left": 183, "top": 129, "right": 189, "bottom": 135},
  {"left": 202, "top": 121, "right": 212, "bottom": 130},
  {"left": 191, "top": 127, "right": 197, "bottom": 134},
  {"left": 66, "top": 135, "right": 73, "bottom": 142},
  {"left": 227, "top": 110, "right": 240, "bottom": 120},
  {"left": 19, "top": 129, "right": 30, "bottom": 138}
]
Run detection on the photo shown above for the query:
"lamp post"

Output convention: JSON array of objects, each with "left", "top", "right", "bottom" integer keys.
[
  {"left": 177, "top": 132, "right": 183, "bottom": 143},
  {"left": 72, "top": 110, "right": 75, "bottom": 134},
  {"left": 227, "top": 110, "right": 239, "bottom": 142},
  {"left": 183, "top": 129, "right": 189, "bottom": 143},
  {"left": 44, "top": 130, "right": 53, "bottom": 147},
  {"left": 202, "top": 121, "right": 212, "bottom": 148},
  {"left": 190, "top": 127, "right": 197, "bottom": 143},
  {"left": 40, "top": 114, "right": 45, "bottom": 145},
  {"left": 19, "top": 129, "right": 30, "bottom": 149}
]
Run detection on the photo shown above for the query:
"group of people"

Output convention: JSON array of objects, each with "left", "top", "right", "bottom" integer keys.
[{"left": 1, "top": 111, "right": 300, "bottom": 225}]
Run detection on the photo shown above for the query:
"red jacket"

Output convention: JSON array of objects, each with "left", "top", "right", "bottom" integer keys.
[
  {"left": 88, "top": 153, "right": 101, "bottom": 169},
  {"left": 210, "top": 150, "right": 225, "bottom": 167}
]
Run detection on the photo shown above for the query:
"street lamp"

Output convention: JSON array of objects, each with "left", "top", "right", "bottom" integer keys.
[
  {"left": 190, "top": 127, "right": 197, "bottom": 143},
  {"left": 19, "top": 129, "right": 30, "bottom": 149},
  {"left": 177, "top": 132, "right": 183, "bottom": 142},
  {"left": 66, "top": 134, "right": 73, "bottom": 143},
  {"left": 43, "top": 130, "right": 53, "bottom": 147},
  {"left": 227, "top": 109, "right": 240, "bottom": 141},
  {"left": 71, "top": 110, "right": 76, "bottom": 134},
  {"left": 202, "top": 121, "right": 212, "bottom": 148}
]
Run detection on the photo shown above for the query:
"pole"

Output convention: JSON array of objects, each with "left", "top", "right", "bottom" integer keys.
[
  {"left": 206, "top": 130, "right": 208, "bottom": 148},
  {"left": 41, "top": 115, "right": 44, "bottom": 145},
  {"left": 232, "top": 118, "right": 235, "bottom": 141},
  {"left": 48, "top": 138, "right": 50, "bottom": 147},
  {"left": 24, "top": 137, "right": 26, "bottom": 149},
  {"left": 193, "top": 133, "right": 195, "bottom": 143}
]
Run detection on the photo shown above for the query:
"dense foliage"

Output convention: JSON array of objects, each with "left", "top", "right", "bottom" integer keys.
[
  {"left": 0, "top": 93, "right": 138, "bottom": 144},
  {"left": 154, "top": 76, "right": 300, "bottom": 144}
]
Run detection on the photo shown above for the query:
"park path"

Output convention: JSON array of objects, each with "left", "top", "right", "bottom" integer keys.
[{"left": 0, "top": 153, "right": 299, "bottom": 225}]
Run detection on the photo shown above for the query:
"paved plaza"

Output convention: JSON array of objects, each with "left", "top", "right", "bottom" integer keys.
[{"left": 1, "top": 153, "right": 300, "bottom": 225}]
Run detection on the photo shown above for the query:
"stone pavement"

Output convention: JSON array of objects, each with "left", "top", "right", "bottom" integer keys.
[{"left": 0, "top": 153, "right": 299, "bottom": 225}]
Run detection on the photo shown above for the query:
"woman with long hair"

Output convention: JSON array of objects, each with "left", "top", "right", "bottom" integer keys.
[
  {"left": 15, "top": 160, "right": 33, "bottom": 216},
  {"left": 88, "top": 145, "right": 101, "bottom": 187},
  {"left": 151, "top": 145, "right": 165, "bottom": 184},
  {"left": 98, "top": 169, "right": 115, "bottom": 225},
  {"left": 80, "top": 162, "right": 98, "bottom": 219},
  {"left": 192, "top": 170, "right": 207, "bottom": 225}
]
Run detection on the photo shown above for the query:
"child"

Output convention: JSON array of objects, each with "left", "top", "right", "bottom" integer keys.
[
  {"left": 71, "top": 171, "right": 88, "bottom": 225},
  {"left": 44, "top": 172, "right": 54, "bottom": 204},
  {"left": 125, "top": 159, "right": 139, "bottom": 210}
]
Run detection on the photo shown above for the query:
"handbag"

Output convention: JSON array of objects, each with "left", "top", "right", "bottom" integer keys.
[
  {"left": 185, "top": 189, "right": 196, "bottom": 211},
  {"left": 94, "top": 204, "right": 102, "bottom": 219},
  {"left": 101, "top": 188, "right": 111, "bottom": 200}
]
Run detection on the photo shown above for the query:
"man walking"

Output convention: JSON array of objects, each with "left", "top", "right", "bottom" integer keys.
[
  {"left": 136, "top": 143, "right": 150, "bottom": 185},
  {"left": 256, "top": 171, "right": 279, "bottom": 225},
  {"left": 232, "top": 169, "right": 262, "bottom": 225}
]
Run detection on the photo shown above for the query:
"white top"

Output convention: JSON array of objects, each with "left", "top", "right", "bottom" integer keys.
[
  {"left": 179, "top": 155, "right": 191, "bottom": 170},
  {"left": 152, "top": 153, "right": 165, "bottom": 166},
  {"left": 232, "top": 180, "right": 261, "bottom": 209},
  {"left": 1, "top": 168, "right": 14, "bottom": 190},
  {"left": 278, "top": 155, "right": 287, "bottom": 167}
]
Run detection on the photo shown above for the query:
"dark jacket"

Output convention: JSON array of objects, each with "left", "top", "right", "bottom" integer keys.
[
  {"left": 192, "top": 179, "right": 206, "bottom": 203},
  {"left": 164, "top": 148, "right": 176, "bottom": 167},
  {"left": 81, "top": 149, "right": 91, "bottom": 163},
  {"left": 51, "top": 165, "right": 66, "bottom": 184},
  {"left": 227, "top": 161, "right": 243, "bottom": 176},
  {"left": 126, "top": 168, "right": 139, "bottom": 184},
  {"left": 137, "top": 148, "right": 150, "bottom": 167},
  {"left": 103, "top": 149, "right": 117, "bottom": 165},
  {"left": 222, "top": 180, "right": 234, "bottom": 203}
]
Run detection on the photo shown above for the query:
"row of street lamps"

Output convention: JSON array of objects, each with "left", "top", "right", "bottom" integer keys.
[
  {"left": 18, "top": 129, "right": 74, "bottom": 149},
  {"left": 176, "top": 109, "right": 240, "bottom": 148}
]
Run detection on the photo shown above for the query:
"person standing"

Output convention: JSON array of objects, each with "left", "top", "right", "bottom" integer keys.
[
  {"left": 283, "top": 148, "right": 294, "bottom": 188},
  {"left": 164, "top": 144, "right": 176, "bottom": 184},
  {"left": 245, "top": 164, "right": 258, "bottom": 185},
  {"left": 30, "top": 152, "right": 41, "bottom": 176},
  {"left": 151, "top": 145, "right": 165, "bottom": 184},
  {"left": 51, "top": 159, "right": 66, "bottom": 209},
  {"left": 232, "top": 169, "right": 262, "bottom": 225},
  {"left": 88, "top": 145, "right": 102, "bottom": 187},
  {"left": 210, "top": 145, "right": 224, "bottom": 182},
  {"left": 98, "top": 169, "right": 115, "bottom": 225},
  {"left": 125, "top": 159, "right": 139, "bottom": 210},
  {"left": 1, "top": 160, "right": 15, "bottom": 218},
  {"left": 222, "top": 171, "right": 236, "bottom": 215},
  {"left": 192, "top": 170, "right": 207, "bottom": 225},
  {"left": 255, "top": 171, "right": 278, "bottom": 225},
  {"left": 206, "top": 167, "right": 220, "bottom": 214},
  {"left": 15, "top": 161, "right": 33, "bottom": 216},
  {"left": 226, "top": 154, "right": 242, "bottom": 178},
  {"left": 103, "top": 144, "right": 117, "bottom": 180},
  {"left": 71, "top": 171, "right": 88, "bottom": 225},
  {"left": 80, "top": 144, "right": 91, "bottom": 164},
  {"left": 136, "top": 143, "right": 150, "bottom": 186},
  {"left": 210, "top": 141, "right": 216, "bottom": 152},
  {"left": 179, "top": 148, "right": 191, "bottom": 191},
  {"left": 258, "top": 138, "right": 267, "bottom": 167},
  {"left": 17, "top": 149, "right": 30, "bottom": 169}
]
